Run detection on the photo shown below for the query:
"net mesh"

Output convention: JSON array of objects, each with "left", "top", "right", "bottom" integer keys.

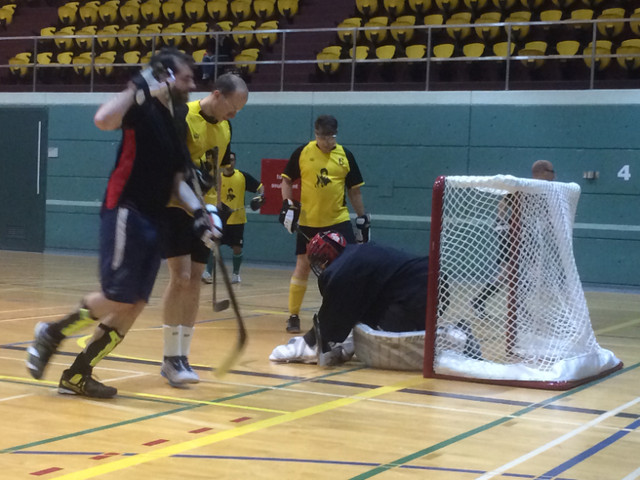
[{"left": 431, "top": 175, "right": 621, "bottom": 386}]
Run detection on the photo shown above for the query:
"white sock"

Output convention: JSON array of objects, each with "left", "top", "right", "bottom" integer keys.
[
  {"left": 163, "top": 325, "right": 181, "bottom": 357},
  {"left": 180, "top": 325, "right": 194, "bottom": 358}
]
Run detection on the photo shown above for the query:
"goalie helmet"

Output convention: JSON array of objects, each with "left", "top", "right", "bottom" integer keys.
[{"left": 307, "top": 231, "right": 347, "bottom": 276}]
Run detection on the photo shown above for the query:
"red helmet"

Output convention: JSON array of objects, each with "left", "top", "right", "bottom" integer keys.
[{"left": 306, "top": 231, "right": 347, "bottom": 276}]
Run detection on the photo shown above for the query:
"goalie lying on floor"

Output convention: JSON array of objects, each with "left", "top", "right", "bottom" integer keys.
[{"left": 269, "top": 231, "right": 479, "bottom": 369}]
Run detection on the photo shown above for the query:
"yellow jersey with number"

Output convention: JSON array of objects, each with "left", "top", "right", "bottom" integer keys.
[{"left": 221, "top": 169, "right": 262, "bottom": 224}]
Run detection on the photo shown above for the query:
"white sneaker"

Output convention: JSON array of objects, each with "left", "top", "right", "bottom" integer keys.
[
  {"left": 269, "top": 337, "right": 317, "bottom": 363},
  {"left": 231, "top": 273, "right": 241, "bottom": 284},
  {"left": 180, "top": 356, "right": 200, "bottom": 383},
  {"left": 201, "top": 271, "right": 213, "bottom": 284},
  {"left": 161, "top": 356, "right": 192, "bottom": 387}
]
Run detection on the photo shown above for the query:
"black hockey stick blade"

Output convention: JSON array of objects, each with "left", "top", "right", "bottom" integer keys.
[
  {"left": 212, "top": 260, "right": 229, "bottom": 312},
  {"left": 212, "top": 242, "right": 247, "bottom": 378}
]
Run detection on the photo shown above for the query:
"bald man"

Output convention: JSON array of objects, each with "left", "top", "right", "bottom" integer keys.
[{"left": 532, "top": 160, "right": 556, "bottom": 181}]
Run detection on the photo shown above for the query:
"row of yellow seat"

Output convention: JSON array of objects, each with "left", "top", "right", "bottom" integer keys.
[
  {"left": 354, "top": 0, "right": 620, "bottom": 19},
  {"left": 57, "top": 0, "right": 299, "bottom": 27},
  {"left": 37, "top": 18, "right": 279, "bottom": 52},
  {"left": 315, "top": 38, "right": 640, "bottom": 76},
  {"left": 0, "top": 2, "right": 16, "bottom": 28}
]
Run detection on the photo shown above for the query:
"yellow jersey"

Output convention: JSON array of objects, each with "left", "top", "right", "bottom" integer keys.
[{"left": 221, "top": 169, "right": 262, "bottom": 225}]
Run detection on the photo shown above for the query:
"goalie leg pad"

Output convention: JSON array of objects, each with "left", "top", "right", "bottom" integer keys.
[{"left": 353, "top": 324, "right": 425, "bottom": 371}]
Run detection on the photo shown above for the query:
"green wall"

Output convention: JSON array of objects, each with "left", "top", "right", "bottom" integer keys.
[{"left": 1, "top": 90, "right": 638, "bottom": 287}]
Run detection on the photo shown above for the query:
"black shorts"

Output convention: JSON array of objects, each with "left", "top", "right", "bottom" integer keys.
[
  {"left": 100, "top": 206, "right": 162, "bottom": 304},
  {"left": 221, "top": 223, "right": 244, "bottom": 248},
  {"left": 295, "top": 220, "right": 356, "bottom": 255},
  {"left": 159, "top": 207, "right": 210, "bottom": 264}
]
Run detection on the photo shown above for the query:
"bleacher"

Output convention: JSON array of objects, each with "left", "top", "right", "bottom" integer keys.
[{"left": 2, "top": 0, "right": 640, "bottom": 91}]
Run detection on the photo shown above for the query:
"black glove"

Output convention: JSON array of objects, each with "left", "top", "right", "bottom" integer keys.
[
  {"left": 278, "top": 199, "right": 300, "bottom": 234},
  {"left": 194, "top": 166, "right": 215, "bottom": 193},
  {"left": 193, "top": 207, "right": 215, "bottom": 248},
  {"left": 217, "top": 202, "right": 232, "bottom": 224},
  {"left": 249, "top": 194, "right": 265, "bottom": 211},
  {"left": 355, "top": 213, "right": 371, "bottom": 243}
]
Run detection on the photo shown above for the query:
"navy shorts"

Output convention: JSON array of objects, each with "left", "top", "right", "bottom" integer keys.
[
  {"left": 221, "top": 223, "right": 244, "bottom": 248},
  {"left": 295, "top": 220, "right": 356, "bottom": 255},
  {"left": 99, "top": 206, "right": 162, "bottom": 304},
  {"left": 159, "top": 207, "right": 210, "bottom": 264}
]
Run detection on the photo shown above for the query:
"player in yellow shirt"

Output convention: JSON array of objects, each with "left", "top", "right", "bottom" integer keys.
[
  {"left": 159, "top": 73, "right": 248, "bottom": 387},
  {"left": 279, "top": 114, "right": 370, "bottom": 333},
  {"left": 202, "top": 151, "right": 264, "bottom": 284}
]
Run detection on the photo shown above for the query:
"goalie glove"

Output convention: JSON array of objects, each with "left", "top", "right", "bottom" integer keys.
[
  {"left": 249, "top": 194, "right": 265, "bottom": 211},
  {"left": 132, "top": 66, "right": 175, "bottom": 106},
  {"left": 355, "top": 213, "right": 371, "bottom": 243},
  {"left": 278, "top": 199, "right": 300, "bottom": 234}
]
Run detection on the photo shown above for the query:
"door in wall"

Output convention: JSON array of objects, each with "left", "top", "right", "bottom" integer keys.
[{"left": 0, "top": 107, "right": 47, "bottom": 252}]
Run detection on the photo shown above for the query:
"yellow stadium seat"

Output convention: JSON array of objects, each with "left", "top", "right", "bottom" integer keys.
[
  {"left": 493, "top": 41, "right": 515, "bottom": 57},
  {"left": 37, "top": 52, "right": 53, "bottom": 65},
  {"left": 54, "top": 26, "right": 76, "bottom": 51},
  {"left": 253, "top": 0, "right": 276, "bottom": 20},
  {"left": 505, "top": 11, "right": 531, "bottom": 41},
  {"left": 435, "top": 0, "right": 459, "bottom": 15},
  {"left": 390, "top": 15, "right": 416, "bottom": 44},
  {"left": 474, "top": 12, "right": 501, "bottom": 42},
  {"left": 570, "top": 8, "right": 593, "bottom": 32},
  {"left": 162, "top": 0, "right": 183, "bottom": 22},
  {"left": 364, "top": 16, "right": 389, "bottom": 45},
  {"left": 97, "top": 25, "right": 120, "bottom": 50},
  {"left": 120, "top": 3, "right": 141, "bottom": 22},
  {"left": 140, "top": 0, "right": 161, "bottom": 22},
  {"left": 78, "top": 4, "right": 99, "bottom": 25},
  {"left": 74, "top": 25, "right": 98, "bottom": 50},
  {"left": 206, "top": 0, "right": 227, "bottom": 21},
  {"left": 316, "top": 50, "right": 340, "bottom": 75},
  {"left": 230, "top": 0, "right": 251, "bottom": 21},
  {"left": 433, "top": 42, "right": 454, "bottom": 58},
  {"left": 162, "top": 22, "right": 185, "bottom": 47},
  {"left": 58, "top": 3, "right": 78, "bottom": 26},
  {"left": 256, "top": 20, "right": 279, "bottom": 48},
  {"left": 518, "top": 40, "right": 547, "bottom": 69},
  {"left": 184, "top": 0, "right": 205, "bottom": 21},
  {"left": 234, "top": 47, "right": 260, "bottom": 75},
  {"left": 463, "top": 0, "right": 487, "bottom": 15},
  {"left": 123, "top": 50, "right": 142, "bottom": 65},
  {"left": 445, "top": 12, "right": 472, "bottom": 42},
  {"left": 95, "top": 51, "right": 117, "bottom": 77},
  {"left": 555, "top": 39, "right": 579, "bottom": 56},
  {"left": 375, "top": 44, "right": 396, "bottom": 59},
  {"left": 424, "top": 13, "right": 443, "bottom": 26},
  {"left": 408, "top": 0, "right": 430, "bottom": 13},
  {"left": 9, "top": 55, "right": 31, "bottom": 79},
  {"left": 0, "top": 5, "right": 15, "bottom": 27},
  {"left": 519, "top": 0, "right": 543, "bottom": 9},
  {"left": 186, "top": 21, "right": 208, "bottom": 48},
  {"left": 140, "top": 23, "right": 163, "bottom": 49},
  {"left": 550, "top": 0, "right": 574, "bottom": 8},
  {"left": 384, "top": 0, "right": 405, "bottom": 17},
  {"left": 596, "top": 8, "right": 624, "bottom": 39},
  {"left": 337, "top": 17, "right": 362, "bottom": 45},
  {"left": 232, "top": 20, "right": 255, "bottom": 49},
  {"left": 277, "top": 0, "right": 298, "bottom": 20},
  {"left": 118, "top": 24, "right": 141, "bottom": 50},
  {"left": 141, "top": 51, "right": 153, "bottom": 64},
  {"left": 192, "top": 48, "right": 206, "bottom": 63},
  {"left": 217, "top": 20, "right": 233, "bottom": 31},
  {"left": 97, "top": 3, "right": 118, "bottom": 23},
  {"left": 405, "top": 43, "right": 426, "bottom": 59},
  {"left": 616, "top": 40, "right": 640, "bottom": 71},
  {"left": 583, "top": 40, "right": 612, "bottom": 71},
  {"left": 539, "top": 9, "right": 562, "bottom": 24},
  {"left": 356, "top": 0, "right": 378, "bottom": 17},
  {"left": 349, "top": 44, "right": 370, "bottom": 60},
  {"left": 463, "top": 42, "right": 484, "bottom": 57},
  {"left": 72, "top": 51, "right": 93, "bottom": 77}
]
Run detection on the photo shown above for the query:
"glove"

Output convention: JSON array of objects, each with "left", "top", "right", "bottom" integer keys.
[
  {"left": 217, "top": 202, "right": 232, "bottom": 224},
  {"left": 132, "top": 66, "right": 175, "bottom": 106},
  {"left": 193, "top": 206, "right": 222, "bottom": 249},
  {"left": 194, "top": 166, "right": 215, "bottom": 193},
  {"left": 278, "top": 199, "right": 300, "bottom": 234},
  {"left": 355, "top": 213, "right": 371, "bottom": 243},
  {"left": 249, "top": 194, "right": 265, "bottom": 211},
  {"left": 205, "top": 204, "right": 224, "bottom": 240}
]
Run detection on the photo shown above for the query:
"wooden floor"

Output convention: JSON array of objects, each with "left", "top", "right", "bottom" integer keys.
[{"left": 1, "top": 249, "right": 639, "bottom": 480}]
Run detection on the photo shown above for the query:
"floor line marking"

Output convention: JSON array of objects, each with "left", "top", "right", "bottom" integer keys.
[
  {"left": 622, "top": 466, "right": 640, "bottom": 480},
  {"left": 49, "top": 376, "right": 423, "bottom": 480},
  {"left": 594, "top": 317, "right": 640, "bottom": 335},
  {"left": 475, "top": 396, "right": 640, "bottom": 480}
]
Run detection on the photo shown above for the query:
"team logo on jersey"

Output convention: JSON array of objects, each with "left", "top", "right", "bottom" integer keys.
[
  {"left": 316, "top": 168, "right": 331, "bottom": 188},
  {"left": 226, "top": 187, "right": 236, "bottom": 202}
]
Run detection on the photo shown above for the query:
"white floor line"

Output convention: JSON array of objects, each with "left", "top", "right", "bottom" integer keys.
[
  {"left": 621, "top": 466, "right": 640, "bottom": 480},
  {"left": 0, "top": 393, "right": 33, "bottom": 402},
  {"left": 475, "top": 396, "right": 640, "bottom": 480}
]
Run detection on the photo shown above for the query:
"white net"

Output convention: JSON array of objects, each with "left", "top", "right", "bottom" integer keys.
[{"left": 430, "top": 175, "right": 621, "bottom": 387}]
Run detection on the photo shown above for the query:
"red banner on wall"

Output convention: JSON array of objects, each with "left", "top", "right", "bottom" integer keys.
[{"left": 260, "top": 158, "right": 300, "bottom": 215}]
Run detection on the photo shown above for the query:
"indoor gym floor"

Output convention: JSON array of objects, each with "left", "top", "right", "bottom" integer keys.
[{"left": 1, "top": 249, "right": 639, "bottom": 480}]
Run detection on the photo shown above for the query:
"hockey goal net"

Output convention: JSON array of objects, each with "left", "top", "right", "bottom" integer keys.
[{"left": 424, "top": 175, "right": 622, "bottom": 389}]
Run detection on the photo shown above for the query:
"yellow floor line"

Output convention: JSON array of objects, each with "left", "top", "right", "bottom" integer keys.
[{"left": 51, "top": 376, "right": 424, "bottom": 480}]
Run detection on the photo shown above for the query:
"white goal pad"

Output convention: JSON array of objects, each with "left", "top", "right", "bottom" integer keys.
[
  {"left": 424, "top": 175, "right": 622, "bottom": 389},
  {"left": 353, "top": 324, "right": 425, "bottom": 371}
]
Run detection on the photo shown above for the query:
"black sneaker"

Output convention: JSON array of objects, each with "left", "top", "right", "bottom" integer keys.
[
  {"left": 286, "top": 314, "right": 301, "bottom": 333},
  {"left": 26, "top": 322, "right": 60, "bottom": 379},
  {"left": 58, "top": 369, "right": 117, "bottom": 398}
]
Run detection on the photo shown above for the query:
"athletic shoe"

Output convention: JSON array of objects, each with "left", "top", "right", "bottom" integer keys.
[
  {"left": 58, "top": 369, "right": 117, "bottom": 398},
  {"left": 161, "top": 356, "right": 192, "bottom": 387},
  {"left": 180, "top": 356, "right": 200, "bottom": 383},
  {"left": 286, "top": 314, "right": 301, "bottom": 333},
  {"left": 269, "top": 336, "right": 317, "bottom": 363},
  {"left": 231, "top": 273, "right": 241, "bottom": 284},
  {"left": 26, "top": 322, "right": 60, "bottom": 379},
  {"left": 201, "top": 271, "right": 213, "bottom": 284}
]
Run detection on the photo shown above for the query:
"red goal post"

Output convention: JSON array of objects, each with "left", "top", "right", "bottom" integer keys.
[{"left": 424, "top": 175, "right": 622, "bottom": 390}]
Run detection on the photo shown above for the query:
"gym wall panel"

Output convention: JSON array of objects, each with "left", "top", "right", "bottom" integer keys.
[
  {"left": 574, "top": 237, "right": 639, "bottom": 287},
  {"left": 46, "top": 212, "right": 100, "bottom": 251},
  {"left": 47, "top": 139, "right": 115, "bottom": 178}
]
